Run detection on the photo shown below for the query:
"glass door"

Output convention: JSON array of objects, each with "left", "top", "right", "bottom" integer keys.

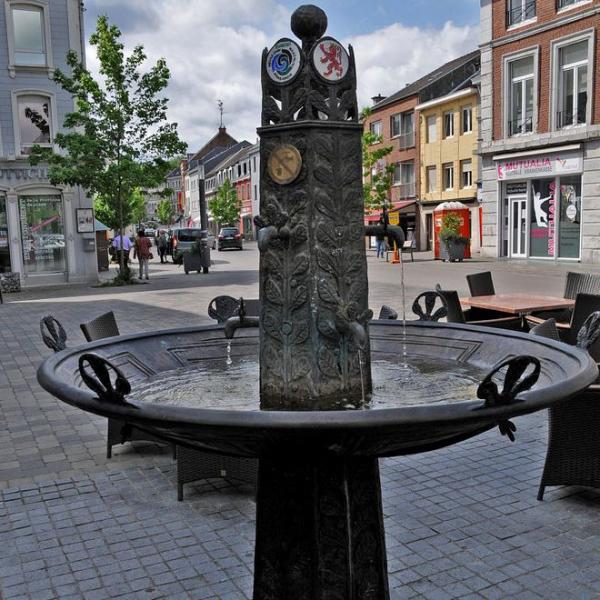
[{"left": 509, "top": 195, "right": 527, "bottom": 258}]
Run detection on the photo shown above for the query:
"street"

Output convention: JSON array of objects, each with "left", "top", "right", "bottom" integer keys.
[{"left": 2, "top": 248, "right": 600, "bottom": 599}]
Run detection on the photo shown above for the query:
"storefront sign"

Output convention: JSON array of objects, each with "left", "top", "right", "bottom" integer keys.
[
  {"left": 0, "top": 167, "right": 49, "bottom": 181},
  {"left": 496, "top": 152, "right": 582, "bottom": 181},
  {"left": 506, "top": 182, "right": 527, "bottom": 195}
]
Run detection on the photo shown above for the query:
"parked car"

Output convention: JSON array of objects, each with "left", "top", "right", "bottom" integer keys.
[
  {"left": 218, "top": 227, "right": 243, "bottom": 251},
  {"left": 171, "top": 228, "right": 216, "bottom": 263},
  {"left": 143, "top": 228, "right": 156, "bottom": 238}
]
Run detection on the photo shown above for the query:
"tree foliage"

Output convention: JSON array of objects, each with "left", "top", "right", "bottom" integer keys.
[
  {"left": 362, "top": 129, "right": 394, "bottom": 213},
  {"left": 29, "top": 15, "right": 186, "bottom": 271},
  {"left": 156, "top": 199, "right": 174, "bottom": 225},
  {"left": 209, "top": 180, "right": 241, "bottom": 227}
]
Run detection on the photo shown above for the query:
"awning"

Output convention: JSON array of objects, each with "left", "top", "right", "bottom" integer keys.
[
  {"left": 364, "top": 200, "right": 417, "bottom": 222},
  {"left": 94, "top": 219, "right": 109, "bottom": 231}
]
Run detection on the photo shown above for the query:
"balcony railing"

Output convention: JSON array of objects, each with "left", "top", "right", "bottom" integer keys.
[
  {"left": 508, "top": 115, "right": 533, "bottom": 136},
  {"left": 398, "top": 182, "right": 416, "bottom": 199},
  {"left": 506, "top": 0, "right": 536, "bottom": 26},
  {"left": 397, "top": 131, "right": 415, "bottom": 150},
  {"left": 557, "top": 109, "right": 586, "bottom": 129}
]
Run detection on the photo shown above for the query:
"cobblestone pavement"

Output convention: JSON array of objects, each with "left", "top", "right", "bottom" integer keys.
[{"left": 2, "top": 247, "right": 600, "bottom": 599}]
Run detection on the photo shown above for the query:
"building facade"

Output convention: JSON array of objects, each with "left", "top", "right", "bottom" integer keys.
[
  {"left": 417, "top": 87, "right": 481, "bottom": 252},
  {"left": 0, "top": 0, "right": 97, "bottom": 287},
  {"left": 248, "top": 143, "right": 260, "bottom": 233},
  {"left": 363, "top": 50, "right": 481, "bottom": 250},
  {"left": 480, "top": 0, "right": 600, "bottom": 262}
]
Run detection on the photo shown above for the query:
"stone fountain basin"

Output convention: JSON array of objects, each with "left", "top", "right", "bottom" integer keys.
[{"left": 37, "top": 321, "right": 597, "bottom": 458}]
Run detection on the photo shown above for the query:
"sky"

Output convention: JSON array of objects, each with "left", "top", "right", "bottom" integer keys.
[{"left": 82, "top": 0, "right": 480, "bottom": 152}]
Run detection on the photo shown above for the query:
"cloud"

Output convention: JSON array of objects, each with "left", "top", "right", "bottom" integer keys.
[
  {"left": 347, "top": 21, "right": 478, "bottom": 109},
  {"left": 82, "top": 2, "right": 477, "bottom": 153}
]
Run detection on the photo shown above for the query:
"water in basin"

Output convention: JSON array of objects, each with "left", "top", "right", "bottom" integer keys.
[{"left": 133, "top": 357, "right": 488, "bottom": 411}]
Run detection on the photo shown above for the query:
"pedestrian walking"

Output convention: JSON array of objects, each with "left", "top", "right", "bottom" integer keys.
[
  {"left": 133, "top": 229, "right": 152, "bottom": 280},
  {"left": 375, "top": 217, "right": 386, "bottom": 259},
  {"left": 112, "top": 229, "right": 132, "bottom": 267},
  {"left": 157, "top": 230, "right": 168, "bottom": 263}
]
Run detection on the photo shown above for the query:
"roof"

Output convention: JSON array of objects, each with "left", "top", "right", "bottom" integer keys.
[
  {"left": 166, "top": 167, "right": 180, "bottom": 179},
  {"left": 189, "top": 127, "right": 238, "bottom": 163},
  {"left": 204, "top": 141, "right": 252, "bottom": 176},
  {"left": 371, "top": 49, "right": 480, "bottom": 111}
]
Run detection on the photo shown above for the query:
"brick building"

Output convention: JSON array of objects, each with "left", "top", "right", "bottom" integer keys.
[
  {"left": 363, "top": 51, "right": 480, "bottom": 250},
  {"left": 480, "top": 0, "right": 600, "bottom": 261}
]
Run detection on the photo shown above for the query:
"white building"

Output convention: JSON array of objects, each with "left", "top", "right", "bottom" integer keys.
[{"left": 0, "top": 0, "right": 97, "bottom": 287}]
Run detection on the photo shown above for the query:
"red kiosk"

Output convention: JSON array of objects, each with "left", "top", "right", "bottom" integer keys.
[{"left": 434, "top": 201, "right": 471, "bottom": 260}]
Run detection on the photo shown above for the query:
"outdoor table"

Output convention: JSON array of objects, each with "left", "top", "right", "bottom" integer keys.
[{"left": 460, "top": 293, "right": 575, "bottom": 316}]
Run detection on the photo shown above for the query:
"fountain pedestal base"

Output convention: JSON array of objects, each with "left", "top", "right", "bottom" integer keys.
[{"left": 253, "top": 455, "right": 389, "bottom": 600}]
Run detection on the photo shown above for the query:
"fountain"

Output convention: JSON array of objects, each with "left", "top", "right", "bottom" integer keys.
[{"left": 38, "top": 6, "right": 597, "bottom": 599}]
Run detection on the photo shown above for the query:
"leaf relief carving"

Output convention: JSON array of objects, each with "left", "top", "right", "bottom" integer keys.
[
  {"left": 265, "top": 279, "right": 284, "bottom": 305},
  {"left": 292, "top": 255, "right": 309, "bottom": 277},
  {"left": 317, "top": 318, "right": 340, "bottom": 340},
  {"left": 290, "top": 223, "right": 308, "bottom": 247},
  {"left": 318, "top": 278, "right": 340, "bottom": 305},
  {"left": 318, "top": 346, "right": 340, "bottom": 378},
  {"left": 263, "top": 309, "right": 283, "bottom": 342},
  {"left": 291, "top": 285, "right": 308, "bottom": 310},
  {"left": 291, "top": 321, "right": 310, "bottom": 346}
]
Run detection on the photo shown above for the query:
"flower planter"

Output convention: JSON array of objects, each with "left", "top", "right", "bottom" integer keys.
[
  {"left": 441, "top": 239, "right": 467, "bottom": 262},
  {"left": 0, "top": 272, "right": 21, "bottom": 293}
]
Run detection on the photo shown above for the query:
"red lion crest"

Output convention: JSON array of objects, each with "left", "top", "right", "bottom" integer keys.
[{"left": 319, "top": 42, "right": 343, "bottom": 78}]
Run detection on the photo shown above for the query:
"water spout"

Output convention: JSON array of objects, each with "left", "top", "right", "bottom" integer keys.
[
  {"left": 223, "top": 297, "right": 260, "bottom": 339},
  {"left": 348, "top": 321, "right": 368, "bottom": 350}
]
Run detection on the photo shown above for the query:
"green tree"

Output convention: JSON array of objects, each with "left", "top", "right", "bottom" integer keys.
[
  {"left": 130, "top": 188, "right": 146, "bottom": 227},
  {"left": 209, "top": 180, "right": 241, "bottom": 228},
  {"left": 29, "top": 16, "right": 186, "bottom": 276},
  {"left": 156, "top": 199, "right": 174, "bottom": 225},
  {"left": 362, "top": 130, "right": 394, "bottom": 213}
]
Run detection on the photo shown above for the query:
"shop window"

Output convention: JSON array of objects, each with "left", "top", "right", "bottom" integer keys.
[
  {"left": 0, "top": 196, "right": 11, "bottom": 273},
  {"left": 461, "top": 160, "right": 473, "bottom": 188},
  {"left": 507, "top": 55, "right": 534, "bottom": 136},
  {"left": 426, "top": 166, "right": 437, "bottom": 193},
  {"left": 558, "top": 176, "right": 581, "bottom": 258},
  {"left": 443, "top": 112, "right": 454, "bottom": 138},
  {"left": 16, "top": 93, "right": 52, "bottom": 155},
  {"left": 443, "top": 163, "right": 454, "bottom": 191},
  {"left": 426, "top": 116, "right": 437, "bottom": 143},
  {"left": 530, "top": 179, "right": 556, "bottom": 258},
  {"left": 369, "top": 120, "right": 382, "bottom": 138},
  {"left": 557, "top": 39, "right": 589, "bottom": 128},
  {"left": 19, "top": 195, "right": 65, "bottom": 274},
  {"left": 461, "top": 106, "right": 473, "bottom": 134}
]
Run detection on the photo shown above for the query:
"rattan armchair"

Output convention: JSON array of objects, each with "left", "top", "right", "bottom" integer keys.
[{"left": 531, "top": 311, "right": 600, "bottom": 500}]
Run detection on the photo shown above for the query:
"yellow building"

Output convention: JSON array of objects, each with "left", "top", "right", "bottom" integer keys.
[{"left": 416, "top": 87, "right": 480, "bottom": 252}]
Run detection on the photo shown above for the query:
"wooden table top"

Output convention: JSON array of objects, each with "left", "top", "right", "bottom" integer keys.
[{"left": 460, "top": 293, "right": 575, "bottom": 315}]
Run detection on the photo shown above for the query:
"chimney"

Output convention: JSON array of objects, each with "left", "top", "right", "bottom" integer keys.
[
  {"left": 219, "top": 126, "right": 227, "bottom": 135},
  {"left": 371, "top": 93, "right": 386, "bottom": 105}
]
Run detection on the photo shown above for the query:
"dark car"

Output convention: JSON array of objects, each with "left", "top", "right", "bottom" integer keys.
[
  {"left": 218, "top": 227, "right": 243, "bottom": 251},
  {"left": 172, "top": 228, "right": 216, "bottom": 263}
]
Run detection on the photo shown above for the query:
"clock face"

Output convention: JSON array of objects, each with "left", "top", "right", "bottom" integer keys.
[
  {"left": 311, "top": 37, "right": 349, "bottom": 82},
  {"left": 266, "top": 39, "right": 302, "bottom": 85},
  {"left": 267, "top": 145, "right": 302, "bottom": 185}
]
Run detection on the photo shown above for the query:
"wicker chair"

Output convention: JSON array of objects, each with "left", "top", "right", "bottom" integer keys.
[
  {"left": 378, "top": 305, "right": 398, "bottom": 320},
  {"left": 208, "top": 296, "right": 260, "bottom": 323},
  {"left": 531, "top": 311, "right": 600, "bottom": 500},
  {"left": 80, "top": 311, "right": 119, "bottom": 342},
  {"left": 436, "top": 285, "right": 523, "bottom": 330},
  {"left": 79, "top": 311, "right": 175, "bottom": 459},
  {"left": 526, "top": 272, "right": 600, "bottom": 328},
  {"left": 466, "top": 271, "right": 495, "bottom": 296}
]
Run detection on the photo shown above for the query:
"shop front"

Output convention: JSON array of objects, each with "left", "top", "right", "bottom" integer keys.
[
  {"left": 495, "top": 149, "right": 583, "bottom": 260},
  {"left": 0, "top": 165, "right": 98, "bottom": 288}
]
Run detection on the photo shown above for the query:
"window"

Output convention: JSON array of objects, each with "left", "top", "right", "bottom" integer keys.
[
  {"left": 19, "top": 195, "right": 65, "bottom": 274},
  {"left": 254, "top": 185, "right": 257, "bottom": 201},
  {"left": 392, "top": 163, "right": 402, "bottom": 185},
  {"left": 426, "top": 116, "right": 437, "bottom": 143},
  {"left": 557, "top": 0, "right": 587, "bottom": 9},
  {"left": 399, "top": 161, "right": 415, "bottom": 197},
  {"left": 443, "top": 112, "right": 454, "bottom": 138},
  {"left": 508, "top": 55, "right": 534, "bottom": 135},
  {"left": 16, "top": 94, "right": 51, "bottom": 155},
  {"left": 390, "top": 114, "right": 401, "bottom": 138},
  {"left": 507, "top": 0, "right": 536, "bottom": 27},
  {"left": 426, "top": 166, "right": 437, "bottom": 193},
  {"left": 11, "top": 5, "right": 45, "bottom": 66},
  {"left": 461, "top": 106, "right": 473, "bottom": 134},
  {"left": 557, "top": 40, "right": 588, "bottom": 128},
  {"left": 253, "top": 156, "right": 257, "bottom": 172},
  {"left": 461, "top": 160, "right": 473, "bottom": 188},
  {"left": 369, "top": 120, "right": 382, "bottom": 137},
  {"left": 443, "top": 163, "right": 454, "bottom": 190}
]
